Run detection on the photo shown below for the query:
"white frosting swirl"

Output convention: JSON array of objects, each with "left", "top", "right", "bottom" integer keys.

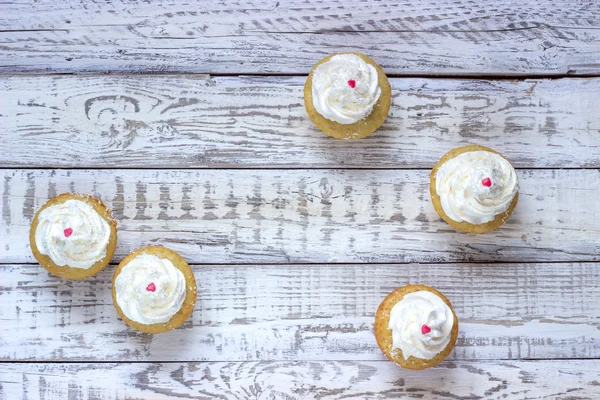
[
  {"left": 311, "top": 54, "right": 381, "bottom": 124},
  {"left": 435, "top": 150, "right": 519, "bottom": 224},
  {"left": 115, "top": 254, "right": 186, "bottom": 325},
  {"left": 34, "top": 199, "right": 111, "bottom": 269},
  {"left": 389, "top": 290, "right": 454, "bottom": 360}
]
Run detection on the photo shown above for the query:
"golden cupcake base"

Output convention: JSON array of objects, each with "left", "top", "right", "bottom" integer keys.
[
  {"left": 112, "top": 246, "right": 197, "bottom": 334},
  {"left": 29, "top": 193, "right": 118, "bottom": 280},
  {"left": 430, "top": 144, "right": 519, "bottom": 234},
  {"left": 304, "top": 52, "right": 392, "bottom": 140},
  {"left": 374, "top": 284, "right": 459, "bottom": 370}
]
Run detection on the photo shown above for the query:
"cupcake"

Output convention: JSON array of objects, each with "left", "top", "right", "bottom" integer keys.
[
  {"left": 430, "top": 144, "right": 519, "bottom": 233},
  {"left": 29, "top": 193, "right": 117, "bottom": 280},
  {"left": 112, "top": 246, "right": 197, "bottom": 334},
  {"left": 304, "top": 52, "right": 392, "bottom": 140},
  {"left": 374, "top": 284, "right": 458, "bottom": 370}
]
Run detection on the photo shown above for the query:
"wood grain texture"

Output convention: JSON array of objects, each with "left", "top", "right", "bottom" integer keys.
[
  {"left": 1, "top": 262, "right": 599, "bottom": 361},
  {"left": 2, "top": 361, "right": 600, "bottom": 400},
  {"left": 1, "top": 0, "right": 600, "bottom": 75},
  {"left": 2, "top": 169, "right": 598, "bottom": 264},
  {"left": 2, "top": 76, "right": 599, "bottom": 169},
  {"left": 3, "top": 0, "right": 599, "bottom": 395}
]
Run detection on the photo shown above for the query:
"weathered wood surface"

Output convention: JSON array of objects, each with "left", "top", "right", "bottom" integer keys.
[
  {"left": 1, "top": 262, "right": 599, "bottom": 361},
  {"left": 2, "top": 361, "right": 599, "bottom": 400},
  {"left": 2, "top": 76, "right": 599, "bottom": 169},
  {"left": 2, "top": 169, "right": 598, "bottom": 264},
  {"left": 3, "top": 1, "right": 599, "bottom": 396},
  {"left": 1, "top": 0, "right": 600, "bottom": 76}
]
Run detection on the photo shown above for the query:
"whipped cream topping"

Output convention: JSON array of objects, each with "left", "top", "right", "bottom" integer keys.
[
  {"left": 388, "top": 290, "right": 454, "bottom": 360},
  {"left": 115, "top": 254, "right": 186, "bottom": 325},
  {"left": 435, "top": 150, "right": 519, "bottom": 224},
  {"left": 311, "top": 54, "right": 381, "bottom": 124},
  {"left": 35, "top": 199, "right": 111, "bottom": 269}
]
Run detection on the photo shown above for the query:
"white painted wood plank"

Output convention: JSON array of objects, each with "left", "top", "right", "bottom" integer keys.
[
  {"left": 1, "top": 361, "right": 599, "bottom": 400},
  {"left": 2, "top": 169, "right": 598, "bottom": 264},
  {"left": 1, "top": 0, "right": 599, "bottom": 75},
  {"left": 1, "top": 262, "right": 598, "bottom": 361},
  {"left": 1, "top": 75, "right": 599, "bottom": 168}
]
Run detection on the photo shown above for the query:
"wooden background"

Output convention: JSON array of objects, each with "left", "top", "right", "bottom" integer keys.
[{"left": 1, "top": 1, "right": 599, "bottom": 399}]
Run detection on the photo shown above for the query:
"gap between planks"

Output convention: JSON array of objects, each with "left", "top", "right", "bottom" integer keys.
[
  {"left": 3, "top": 357, "right": 600, "bottom": 364},
  {"left": 3, "top": 72, "right": 600, "bottom": 79},
  {"left": 5, "top": 260, "right": 600, "bottom": 266},
  {"left": 1, "top": 167, "right": 598, "bottom": 171}
]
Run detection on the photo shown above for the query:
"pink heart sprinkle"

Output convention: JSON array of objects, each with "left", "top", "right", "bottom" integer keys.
[
  {"left": 421, "top": 324, "right": 431, "bottom": 334},
  {"left": 146, "top": 282, "right": 156, "bottom": 292},
  {"left": 347, "top": 79, "right": 356, "bottom": 88},
  {"left": 482, "top": 177, "right": 492, "bottom": 187},
  {"left": 63, "top": 228, "right": 73, "bottom": 238}
]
